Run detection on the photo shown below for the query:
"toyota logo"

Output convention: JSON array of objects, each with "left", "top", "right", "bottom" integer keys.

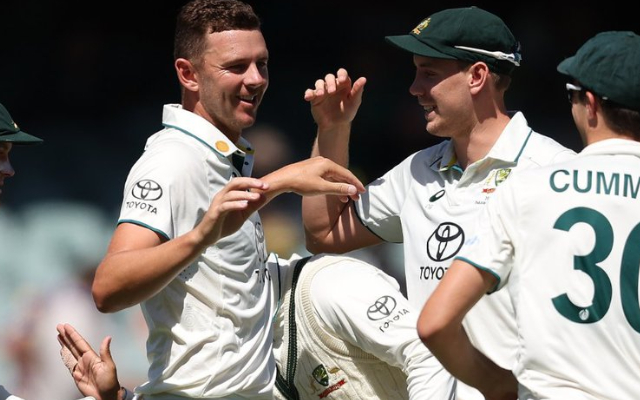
[
  {"left": 254, "top": 221, "right": 266, "bottom": 262},
  {"left": 426, "top": 222, "right": 464, "bottom": 261},
  {"left": 131, "top": 179, "right": 163, "bottom": 201},
  {"left": 367, "top": 296, "right": 397, "bottom": 321}
]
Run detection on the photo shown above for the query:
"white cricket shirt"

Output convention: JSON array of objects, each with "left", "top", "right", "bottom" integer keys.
[
  {"left": 354, "top": 112, "right": 575, "bottom": 398},
  {"left": 459, "top": 139, "right": 640, "bottom": 400},
  {"left": 118, "top": 104, "right": 275, "bottom": 399},
  {"left": 271, "top": 253, "right": 455, "bottom": 400}
]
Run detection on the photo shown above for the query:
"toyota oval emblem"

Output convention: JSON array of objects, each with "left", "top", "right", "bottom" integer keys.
[
  {"left": 367, "top": 295, "right": 397, "bottom": 321},
  {"left": 426, "top": 222, "right": 464, "bottom": 261},
  {"left": 132, "top": 179, "right": 163, "bottom": 201}
]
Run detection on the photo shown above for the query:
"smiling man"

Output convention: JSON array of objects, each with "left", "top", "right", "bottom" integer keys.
[{"left": 90, "top": 1, "right": 365, "bottom": 399}]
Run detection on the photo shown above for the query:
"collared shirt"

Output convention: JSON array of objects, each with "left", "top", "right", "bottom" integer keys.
[
  {"left": 118, "top": 104, "right": 275, "bottom": 399},
  {"left": 354, "top": 112, "right": 575, "bottom": 399},
  {"left": 459, "top": 138, "right": 640, "bottom": 400}
]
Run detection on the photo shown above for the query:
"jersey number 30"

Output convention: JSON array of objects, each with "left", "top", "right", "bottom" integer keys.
[{"left": 551, "top": 206, "right": 640, "bottom": 334}]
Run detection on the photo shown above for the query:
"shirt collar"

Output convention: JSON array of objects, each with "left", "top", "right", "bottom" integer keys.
[
  {"left": 580, "top": 138, "right": 640, "bottom": 157},
  {"left": 437, "top": 111, "right": 532, "bottom": 172},
  {"left": 161, "top": 103, "right": 255, "bottom": 158},
  {"left": 485, "top": 111, "right": 533, "bottom": 164}
]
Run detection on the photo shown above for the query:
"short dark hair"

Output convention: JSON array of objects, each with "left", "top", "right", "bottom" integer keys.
[
  {"left": 576, "top": 90, "right": 640, "bottom": 140},
  {"left": 601, "top": 101, "right": 640, "bottom": 141},
  {"left": 174, "top": 0, "right": 261, "bottom": 62}
]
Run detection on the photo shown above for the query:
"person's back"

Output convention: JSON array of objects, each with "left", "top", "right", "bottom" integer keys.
[
  {"left": 271, "top": 253, "right": 454, "bottom": 400},
  {"left": 483, "top": 141, "right": 640, "bottom": 399}
]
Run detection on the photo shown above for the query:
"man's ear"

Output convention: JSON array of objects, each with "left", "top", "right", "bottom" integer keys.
[
  {"left": 585, "top": 91, "right": 599, "bottom": 119},
  {"left": 468, "top": 62, "right": 489, "bottom": 95},
  {"left": 175, "top": 58, "right": 198, "bottom": 92}
]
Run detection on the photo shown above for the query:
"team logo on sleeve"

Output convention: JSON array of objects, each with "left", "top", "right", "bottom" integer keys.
[
  {"left": 367, "top": 295, "right": 397, "bottom": 320},
  {"left": 368, "top": 295, "right": 410, "bottom": 333},
  {"left": 131, "top": 179, "right": 163, "bottom": 200}
]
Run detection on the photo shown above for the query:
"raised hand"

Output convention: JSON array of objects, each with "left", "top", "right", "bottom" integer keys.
[
  {"left": 57, "top": 323, "right": 121, "bottom": 400},
  {"left": 304, "top": 68, "right": 367, "bottom": 130}
]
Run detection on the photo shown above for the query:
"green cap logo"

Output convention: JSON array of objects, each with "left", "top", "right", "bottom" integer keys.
[{"left": 411, "top": 18, "right": 430, "bottom": 35}]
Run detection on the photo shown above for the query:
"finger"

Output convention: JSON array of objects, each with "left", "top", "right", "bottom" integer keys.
[
  {"left": 314, "top": 79, "right": 326, "bottom": 95},
  {"left": 329, "top": 169, "right": 366, "bottom": 194},
  {"left": 63, "top": 323, "right": 95, "bottom": 359},
  {"left": 336, "top": 68, "right": 349, "bottom": 83},
  {"left": 60, "top": 345, "right": 78, "bottom": 373},
  {"left": 351, "top": 77, "right": 367, "bottom": 99},
  {"left": 99, "top": 336, "right": 114, "bottom": 365},
  {"left": 324, "top": 73, "right": 337, "bottom": 93},
  {"left": 57, "top": 329, "right": 81, "bottom": 360},
  {"left": 335, "top": 68, "right": 351, "bottom": 91},
  {"left": 304, "top": 88, "right": 316, "bottom": 102},
  {"left": 218, "top": 188, "right": 264, "bottom": 204},
  {"left": 223, "top": 178, "right": 269, "bottom": 197},
  {"left": 312, "top": 182, "right": 360, "bottom": 198},
  {"left": 227, "top": 177, "right": 268, "bottom": 190},
  {"left": 217, "top": 192, "right": 268, "bottom": 214}
]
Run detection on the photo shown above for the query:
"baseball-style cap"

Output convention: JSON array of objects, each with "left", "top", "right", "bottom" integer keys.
[
  {"left": 0, "top": 102, "right": 43, "bottom": 145},
  {"left": 385, "top": 6, "right": 521, "bottom": 75},
  {"left": 557, "top": 31, "right": 640, "bottom": 111}
]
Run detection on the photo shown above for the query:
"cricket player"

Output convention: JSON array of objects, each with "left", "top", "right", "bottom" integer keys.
[
  {"left": 301, "top": 7, "right": 576, "bottom": 399},
  {"left": 418, "top": 30, "right": 640, "bottom": 400}
]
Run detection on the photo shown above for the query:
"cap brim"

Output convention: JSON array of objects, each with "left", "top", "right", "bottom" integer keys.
[
  {"left": 0, "top": 130, "right": 43, "bottom": 145},
  {"left": 556, "top": 56, "right": 575, "bottom": 76},
  {"left": 385, "top": 34, "right": 457, "bottom": 60}
]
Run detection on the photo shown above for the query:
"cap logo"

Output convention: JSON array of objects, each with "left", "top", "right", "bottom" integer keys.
[
  {"left": 13, "top": 121, "right": 18, "bottom": 129},
  {"left": 411, "top": 18, "right": 430, "bottom": 35}
]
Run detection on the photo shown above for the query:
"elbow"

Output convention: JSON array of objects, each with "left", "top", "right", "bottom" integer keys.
[
  {"left": 303, "top": 227, "right": 355, "bottom": 255},
  {"left": 304, "top": 229, "right": 332, "bottom": 254},
  {"left": 305, "top": 237, "right": 326, "bottom": 255},
  {"left": 416, "top": 311, "right": 447, "bottom": 350},
  {"left": 92, "top": 280, "right": 122, "bottom": 314},
  {"left": 304, "top": 236, "right": 348, "bottom": 255}
]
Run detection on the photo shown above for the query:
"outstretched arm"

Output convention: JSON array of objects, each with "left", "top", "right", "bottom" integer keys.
[
  {"left": 301, "top": 68, "right": 381, "bottom": 253},
  {"left": 258, "top": 156, "right": 365, "bottom": 202},
  {"left": 57, "top": 323, "right": 132, "bottom": 400}
]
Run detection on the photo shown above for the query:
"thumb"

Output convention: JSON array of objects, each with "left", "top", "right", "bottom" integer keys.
[
  {"left": 350, "top": 77, "right": 367, "bottom": 100},
  {"left": 99, "top": 336, "right": 114, "bottom": 364}
]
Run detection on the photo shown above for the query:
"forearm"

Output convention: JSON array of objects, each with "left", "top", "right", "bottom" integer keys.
[
  {"left": 418, "top": 262, "right": 517, "bottom": 399},
  {"left": 312, "top": 123, "right": 351, "bottom": 166},
  {"left": 402, "top": 342, "right": 456, "bottom": 400},
  {"left": 302, "top": 129, "right": 354, "bottom": 251},
  {"left": 93, "top": 230, "right": 206, "bottom": 312},
  {"left": 427, "top": 326, "right": 516, "bottom": 399}
]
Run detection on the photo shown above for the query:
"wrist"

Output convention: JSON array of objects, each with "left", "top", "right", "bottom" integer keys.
[{"left": 118, "top": 386, "right": 134, "bottom": 400}]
